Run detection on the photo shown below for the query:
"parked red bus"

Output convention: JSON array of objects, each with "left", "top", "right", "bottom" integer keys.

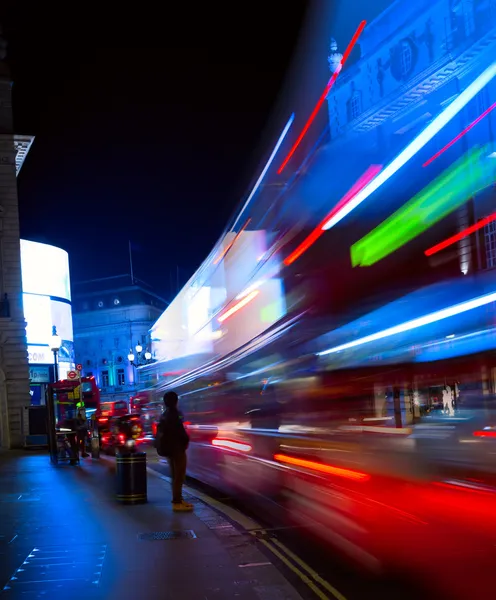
[{"left": 49, "top": 376, "right": 100, "bottom": 424}]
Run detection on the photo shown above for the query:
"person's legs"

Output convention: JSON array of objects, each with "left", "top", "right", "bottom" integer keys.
[
  {"left": 67, "top": 434, "right": 78, "bottom": 464},
  {"left": 171, "top": 452, "right": 186, "bottom": 504},
  {"left": 168, "top": 456, "right": 178, "bottom": 502},
  {"left": 77, "top": 432, "right": 88, "bottom": 457}
]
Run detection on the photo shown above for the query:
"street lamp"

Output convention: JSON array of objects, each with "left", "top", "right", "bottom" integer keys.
[
  {"left": 50, "top": 325, "right": 62, "bottom": 382},
  {"left": 128, "top": 343, "right": 153, "bottom": 367}
]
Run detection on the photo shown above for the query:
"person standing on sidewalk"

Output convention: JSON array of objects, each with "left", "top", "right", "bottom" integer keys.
[{"left": 156, "top": 391, "right": 193, "bottom": 512}]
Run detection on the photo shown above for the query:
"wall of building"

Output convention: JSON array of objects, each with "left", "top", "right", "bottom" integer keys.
[
  {"left": 0, "top": 72, "right": 31, "bottom": 448},
  {"left": 73, "top": 284, "right": 165, "bottom": 403},
  {"left": 325, "top": 0, "right": 496, "bottom": 281}
]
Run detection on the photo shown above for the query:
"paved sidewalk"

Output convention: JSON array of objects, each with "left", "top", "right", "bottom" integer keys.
[{"left": 0, "top": 451, "right": 303, "bottom": 600}]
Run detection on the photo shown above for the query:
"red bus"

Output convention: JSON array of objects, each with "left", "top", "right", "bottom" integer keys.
[
  {"left": 99, "top": 400, "right": 128, "bottom": 418},
  {"left": 49, "top": 376, "right": 100, "bottom": 424}
]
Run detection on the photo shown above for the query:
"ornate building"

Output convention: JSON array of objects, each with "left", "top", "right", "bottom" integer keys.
[
  {"left": 0, "top": 33, "right": 34, "bottom": 448},
  {"left": 326, "top": 0, "right": 496, "bottom": 275},
  {"left": 72, "top": 276, "right": 168, "bottom": 405}
]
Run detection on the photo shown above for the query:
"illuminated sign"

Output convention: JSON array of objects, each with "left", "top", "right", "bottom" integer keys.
[
  {"left": 21, "top": 240, "right": 74, "bottom": 365},
  {"left": 20, "top": 240, "right": 71, "bottom": 301},
  {"left": 27, "top": 346, "right": 53, "bottom": 364},
  {"left": 29, "top": 366, "right": 50, "bottom": 383}
]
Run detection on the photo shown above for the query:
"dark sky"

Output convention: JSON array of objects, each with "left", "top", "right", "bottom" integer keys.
[{"left": 0, "top": 2, "right": 309, "bottom": 298}]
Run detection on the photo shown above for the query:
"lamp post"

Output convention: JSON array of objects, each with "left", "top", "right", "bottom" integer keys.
[
  {"left": 127, "top": 343, "right": 153, "bottom": 368},
  {"left": 128, "top": 343, "right": 153, "bottom": 393},
  {"left": 50, "top": 325, "right": 62, "bottom": 382}
]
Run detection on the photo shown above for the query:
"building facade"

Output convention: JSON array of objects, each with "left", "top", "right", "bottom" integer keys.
[
  {"left": 72, "top": 277, "right": 167, "bottom": 404},
  {"left": 0, "top": 42, "right": 34, "bottom": 449},
  {"left": 326, "top": 0, "right": 496, "bottom": 275}
]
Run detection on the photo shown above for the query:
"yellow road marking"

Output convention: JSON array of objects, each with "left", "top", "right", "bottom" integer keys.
[
  {"left": 258, "top": 538, "right": 331, "bottom": 600},
  {"left": 271, "top": 538, "right": 347, "bottom": 600},
  {"left": 145, "top": 462, "right": 347, "bottom": 600}
]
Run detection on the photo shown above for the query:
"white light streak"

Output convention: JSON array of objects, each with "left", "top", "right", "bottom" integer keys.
[
  {"left": 322, "top": 63, "right": 496, "bottom": 231},
  {"left": 318, "top": 290, "right": 496, "bottom": 356},
  {"left": 231, "top": 114, "right": 295, "bottom": 231}
]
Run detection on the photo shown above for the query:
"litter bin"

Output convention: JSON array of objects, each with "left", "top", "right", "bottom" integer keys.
[{"left": 115, "top": 451, "right": 147, "bottom": 504}]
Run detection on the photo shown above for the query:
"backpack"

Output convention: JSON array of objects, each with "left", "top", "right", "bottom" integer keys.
[{"left": 154, "top": 420, "right": 172, "bottom": 457}]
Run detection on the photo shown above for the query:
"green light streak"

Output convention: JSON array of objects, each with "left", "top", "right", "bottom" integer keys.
[{"left": 351, "top": 146, "right": 494, "bottom": 267}]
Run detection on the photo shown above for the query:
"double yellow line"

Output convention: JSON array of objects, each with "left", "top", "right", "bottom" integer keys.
[
  {"left": 255, "top": 533, "right": 347, "bottom": 600},
  {"left": 147, "top": 465, "right": 347, "bottom": 600}
]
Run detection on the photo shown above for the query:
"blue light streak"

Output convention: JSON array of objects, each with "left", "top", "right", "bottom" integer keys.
[
  {"left": 317, "top": 290, "right": 496, "bottom": 356},
  {"left": 321, "top": 62, "right": 496, "bottom": 231}
]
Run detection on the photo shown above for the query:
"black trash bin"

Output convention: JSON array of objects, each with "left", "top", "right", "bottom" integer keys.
[{"left": 115, "top": 451, "right": 147, "bottom": 504}]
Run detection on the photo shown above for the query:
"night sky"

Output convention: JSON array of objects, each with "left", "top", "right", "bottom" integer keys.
[
  {"left": 1, "top": 1, "right": 393, "bottom": 300},
  {"left": 0, "top": 2, "right": 309, "bottom": 298}
]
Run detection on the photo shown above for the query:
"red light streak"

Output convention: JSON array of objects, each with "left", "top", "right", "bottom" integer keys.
[
  {"left": 473, "top": 430, "right": 496, "bottom": 438},
  {"left": 212, "top": 438, "right": 252, "bottom": 452},
  {"left": 274, "top": 453, "right": 370, "bottom": 482},
  {"left": 218, "top": 290, "right": 259, "bottom": 323},
  {"left": 214, "top": 218, "right": 251, "bottom": 265},
  {"left": 277, "top": 20, "right": 366, "bottom": 175},
  {"left": 425, "top": 211, "right": 496, "bottom": 257},
  {"left": 423, "top": 101, "right": 496, "bottom": 167},
  {"left": 284, "top": 165, "right": 382, "bottom": 266}
]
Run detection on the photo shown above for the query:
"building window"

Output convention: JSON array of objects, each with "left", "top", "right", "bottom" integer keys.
[
  {"left": 400, "top": 41, "right": 412, "bottom": 78},
  {"left": 86, "top": 371, "right": 93, "bottom": 378},
  {"left": 101, "top": 370, "right": 109, "bottom": 387},
  {"left": 347, "top": 92, "right": 362, "bottom": 121},
  {"left": 485, "top": 220, "right": 496, "bottom": 268},
  {"left": 117, "top": 369, "right": 125, "bottom": 386}
]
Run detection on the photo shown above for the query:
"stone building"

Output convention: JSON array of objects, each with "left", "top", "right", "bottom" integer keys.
[
  {"left": 0, "top": 36, "right": 34, "bottom": 448},
  {"left": 72, "top": 276, "right": 168, "bottom": 404}
]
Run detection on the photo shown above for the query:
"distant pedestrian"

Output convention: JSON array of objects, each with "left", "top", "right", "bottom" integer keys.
[
  {"left": 155, "top": 391, "right": 193, "bottom": 511},
  {"left": 76, "top": 407, "right": 89, "bottom": 458}
]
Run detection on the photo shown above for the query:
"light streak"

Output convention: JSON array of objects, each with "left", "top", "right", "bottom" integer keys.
[
  {"left": 317, "top": 289, "right": 496, "bottom": 357},
  {"left": 425, "top": 211, "right": 496, "bottom": 257},
  {"left": 218, "top": 290, "right": 259, "bottom": 323},
  {"left": 277, "top": 21, "right": 367, "bottom": 175},
  {"left": 351, "top": 146, "right": 493, "bottom": 267},
  {"left": 283, "top": 165, "right": 382, "bottom": 266},
  {"left": 322, "top": 62, "right": 496, "bottom": 231},
  {"left": 212, "top": 438, "right": 252, "bottom": 452},
  {"left": 274, "top": 453, "right": 370, "bottom": 481},
  {"left": 214, "top": 218, "right": 250, "bottom": 265},
  {"left": 231, "top": 114, "right": 295, "bottom": 231},
  {"left": 423, "top": 101, "right": 496, "bottom": 167}
]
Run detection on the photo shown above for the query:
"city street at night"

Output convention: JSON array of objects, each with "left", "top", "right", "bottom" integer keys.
[{"left": 1, "top": 0, "right": 496, "bottom": 596}]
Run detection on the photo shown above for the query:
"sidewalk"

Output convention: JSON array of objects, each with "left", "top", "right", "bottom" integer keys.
[{"left": 0, "top": 451, "right": 303, "bottom": 600}]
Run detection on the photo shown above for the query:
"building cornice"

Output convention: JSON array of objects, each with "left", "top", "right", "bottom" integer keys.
[{"left": 13, "top": 134, "right": 34, "bottom": 175}]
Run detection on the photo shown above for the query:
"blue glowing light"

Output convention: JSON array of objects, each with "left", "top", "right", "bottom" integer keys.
[
  {"left": 317, "top": 289, "right": 496, "bottom": 356},
  {"left": 321, "top": 62, "right": 496, "bottom": 231}
]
